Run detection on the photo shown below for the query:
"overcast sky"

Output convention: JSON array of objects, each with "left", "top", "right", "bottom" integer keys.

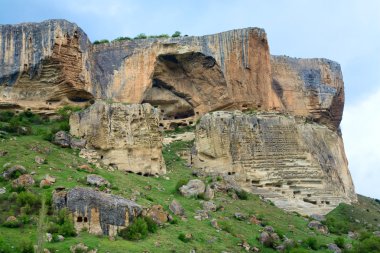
[{"left": 1, "top": 0, "right": 379, "bottom": 199}]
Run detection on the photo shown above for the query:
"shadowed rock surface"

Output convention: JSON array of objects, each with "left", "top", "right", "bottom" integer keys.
[{"left": 54, "top": 187, "right": 142, "bottom": 236}]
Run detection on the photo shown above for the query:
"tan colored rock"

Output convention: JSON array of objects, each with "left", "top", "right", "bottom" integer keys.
[
  {"left": 146, "top": 205, "right": 168, "bottom": 225},
  {"left": 271, "top": 56, "right": 344, "bottom": 129},
  {"left": 193, "top": 111, "right": 356, "bottom": 215},
  {"left": 12, "top": 174, "right": 35, "bottom": 188},
  {"left": 70, "top": 101, "right": 166, "bottom": 175}
]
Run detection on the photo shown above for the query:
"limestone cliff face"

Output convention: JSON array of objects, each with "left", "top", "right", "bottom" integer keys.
[
  {"left": 0, "top": 19, "right": 343, "bottom": 130},
  {"left": 193, "top": 111, "right": 356, "bottom": 215},
  {"left": 70, "top": 101, "right": 166, "bottom": 175},
  {"left": 0, "top": 19, "right": 93, "bottom": 111},
  {"left": 271, "top": 56, "right": 344, "bottom": 130}
]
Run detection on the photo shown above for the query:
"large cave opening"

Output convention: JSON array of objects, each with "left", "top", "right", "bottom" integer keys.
[{"left": 142, "top": 52, "right": 228, "bottom": 129}]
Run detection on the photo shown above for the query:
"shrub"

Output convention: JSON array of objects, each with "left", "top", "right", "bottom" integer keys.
[
  {"left": 169, "top": 217, "right": 179, "bottom": 224},
  {"left": 119, "top": 217, "right": 148, "bottom": 240},
  {"left": 3, "top": 219, "right": 22, "bottom": 228},
  {"left": 172, "top": 31, "right": 181, "bottom": 37},
  {"left": 59, "top": 219, "right": 76, "bottom": 237},
  {"left": 175, "top": 179, "right": 189, "bottom": 193},
  {"left": 144, "top": 216, "right": 157, "bottom": 233},
  {"left": 0, "top": 111, "right": 15, "bottom": 122},
  {"left": 353, "top": 236, "right": 380, "bottom": 253},
  {"left": 93, "top": 39, "right": 109, "bottom": 44},
  {"left": 113, "top": 36, "right": 131, "bottom": 42},
  {"left": 134, "top": 33, "right": 147, "bottom": 40},
  {"left": 334, "top": 236, "right": 345, "bottom": 248},
  {"left": 178, "top": 233, "right": 191, "bottom": 243},
  {"left": 303, "top": 237, "right": 318, "bottom": 250},
  {"left": 16, "top": 191, "right": 41, "bottom": 210},
  {"left": 235, "top": 189, "right": 249, "bottom": 200},
  {"left": 56, "top": 106, "right": 82, "bottom": 120},
  {"left": 19, "top": 241, "right": 34, "bottom": 253}
]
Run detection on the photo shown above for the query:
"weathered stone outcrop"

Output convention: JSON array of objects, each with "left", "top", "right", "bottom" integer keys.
[
  {"left": 53, "top": 187, "right": 142, "bottom": 236},
  {"left": 271, "top": 56, "right": 344, "bottom": 129},
  {"left": 192, "top": 111, "right": 356, "bottom": 215},
  {"left": 0, "top": 19, "right": 93, "bottom": 112},
  {"left": 70, "top": 101, "right": 166, "bottom": 175}
]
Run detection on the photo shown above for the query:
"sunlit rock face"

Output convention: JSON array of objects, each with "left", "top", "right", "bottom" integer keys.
[
  {"left": 1, "top": 19, "right": 356, "bottom": 214},
  {"left": 70, "top": 101, "right": 166, "bottom": 175},
  {"left": 193, "top": 111, "right": 356, "bottom": 215}
]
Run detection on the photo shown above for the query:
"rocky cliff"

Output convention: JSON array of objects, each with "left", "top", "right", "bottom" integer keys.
[
  {"left": 192, "top": 111, "right": 356, "bottom": 215},
  {"left": 0, "top": 20, "right": 344, "bottom": 130},
  {"left": 0, "top": 19, "right": 355, "bottom": 214},
  {"left": 70, "top": 101, "right": 166, "bottom": 175},
  {"left": 0, "top": 20, "right": 93, "bottom": 113}
]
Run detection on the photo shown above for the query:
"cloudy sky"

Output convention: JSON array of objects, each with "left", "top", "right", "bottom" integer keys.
[{"left": 1, "top": 0, "right": 379, "bottom": 198}]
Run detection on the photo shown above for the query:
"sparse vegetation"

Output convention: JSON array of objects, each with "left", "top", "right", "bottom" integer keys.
[{"left": 93, "top": 39, "right": 109, "bottom": 44}]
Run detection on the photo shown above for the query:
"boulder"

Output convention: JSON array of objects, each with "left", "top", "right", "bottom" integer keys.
[
  {"left": 179, "top": 179, "right": 205, "bottom": 197},
  {"left": 194, "top": 210, "right": 209, "bottom": 221},
  {"left": 6, "top": 216, "right": 17, "bottom": 222},
  {"left": 77, "top": 164, "right": 94, "bottom": 173},
  {"left": 308, "top": 220, "right": 329, "bottom": 234},
  {"left": 52, "top": 131, "right": 71, "bottom": 148},
  {"left": 259, "top": 232, "right": 271, "bottom": 245},
  {"left": 46, "top": 233, "right": 52, "bottom": 242},
  {"left": 264, "top": 226, "right": 275, "bottom": 233},
  {"left": 0, "top": 150, "right": 8, "bottom": 157},
  {"left": 204, "top": 185, "right": 215, "bottom": 200},
  {"left": 310, "top": 214, "right": 326, "bottom": 221},
  {"left": 12, "top": 174, "right": 35, "bottom": 188},
  {"left": 35, "top": 156, "right": 46, "bottom": 165},
  {"left": 210, "top": 219, "right": 219, "bottom": 229},
  {"left": 146, "top": 205, "right": 168, "bottom": 225},
  {"left": 70, "top": 138, "right": 86, "bottom": 149},
  {"left": 234, "top": 213, "right": 247, "bottom": 221},
  {"left": 2, "top": 165, "right": 27, "bottom": 180},
  {"left": 169, "top": 199, "right": 185, "bottom": 216},
  {"left": 327, "top": 243, "right": 342, "bottom": 253},
  {"left": 202, "top": 201, "right": 217, "bottom": 212},
  {"left": 86, "top": 174, "right": 110, "bottom": 187}
]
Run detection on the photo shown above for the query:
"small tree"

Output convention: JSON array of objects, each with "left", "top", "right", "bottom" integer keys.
[
  {"left": 134, "top": 33, "right": 147, "bottom": 39},
  {"left": 172, "top": 31, "right": 181, "bottom": 37}
]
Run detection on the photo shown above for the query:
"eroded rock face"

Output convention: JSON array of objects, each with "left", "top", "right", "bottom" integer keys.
[
  {"left": 0, "top": 19, "right": 93, "bottom": 111},
  {"left": 70, "top": 101, "right": 166, "bottom": 175},
  {"left": 271, "top": 56, "right": 344, "bottom": 129},
  {"left": 54, "top": 187, "right": 142, "bottom": 236},
  {"left": 192, "top": 111, "right": 356, "bottom": 215}
]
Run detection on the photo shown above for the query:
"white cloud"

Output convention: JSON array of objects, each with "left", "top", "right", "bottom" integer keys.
[{"left": 342, "top": 87, "right": 380, "bottom": 199}]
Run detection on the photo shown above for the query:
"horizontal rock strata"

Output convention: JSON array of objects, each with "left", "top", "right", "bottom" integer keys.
[{"left": 192, "top": 111, "right": 356, "bottom": 215}]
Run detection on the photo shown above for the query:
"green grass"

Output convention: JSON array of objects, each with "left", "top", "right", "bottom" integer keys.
[{"left": 0, "top": 117, "right": 378, "bottom": 252}]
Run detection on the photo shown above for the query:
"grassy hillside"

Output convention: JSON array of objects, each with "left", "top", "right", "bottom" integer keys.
[{"left": 0, "top": 110, "right": 379, "bottom": 252}]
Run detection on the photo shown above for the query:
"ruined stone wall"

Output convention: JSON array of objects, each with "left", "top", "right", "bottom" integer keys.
[
  {"left": 70, "top": 101, "right": 166, "bottom": 175},
  {"left": 193, "top": 111, "right": 356, "bottom": 215}
]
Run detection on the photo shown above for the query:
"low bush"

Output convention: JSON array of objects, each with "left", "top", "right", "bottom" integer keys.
[
  {"left": 178, "top": 233, "right": 191, "bottom": 243},
  {"left": 134, "top": 33, "right": 147, "bottom": 40},
  {"left": 334, "top": 236, "right": 345, "bottom": 248},
  {"left": 235, "top": 189, "right": 249, "bottom": 200},
  {"left": 93, "top": 39, "right": 109, "bottom": 44},
  {"left": 19, "top": 241, "right": 33, "bottom": 253},
  {"left": 119, "top": 217, "right": 148, "bottom": 240},
  {"left": 303, "top": 237, "right": 318, "bottom": 250},
  {"left": 352, "top": 236, "right": 380, "bottom": 253},
  {"left": 16, "top": 191, "right": 41, "bottom": 212},
  {"left": 2, "top": 219, "right": 22, "bottom": 228},
  {"left": 144, "top": 216, "right": 157, "bottom": 233},
  {"left": 113, "top": 36, "right": 131, "bottom": 42}
]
